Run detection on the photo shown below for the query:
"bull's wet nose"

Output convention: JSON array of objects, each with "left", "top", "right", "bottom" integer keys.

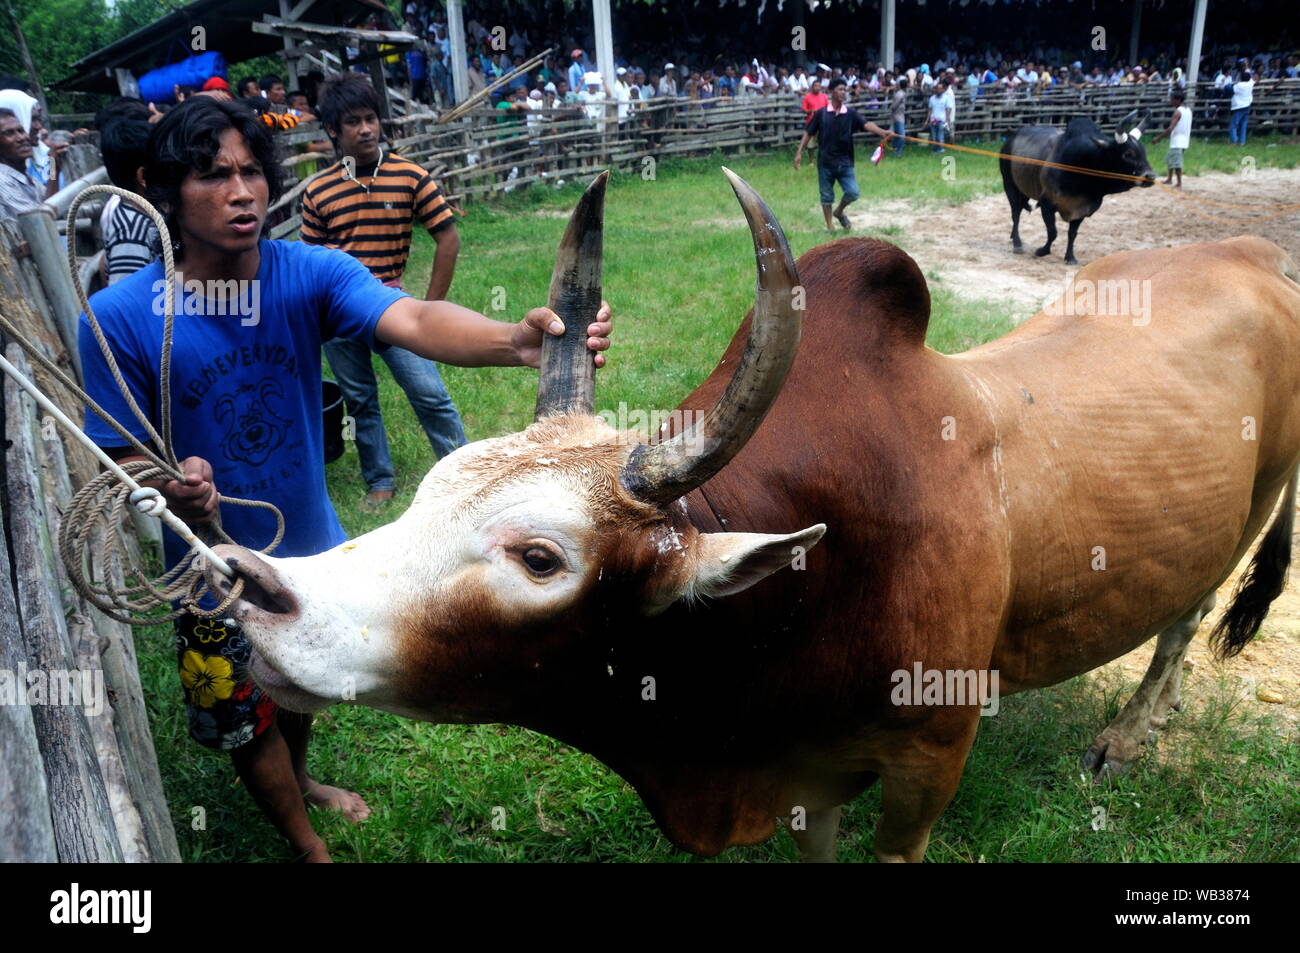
[{"left": 206, "top": 544, "right": 298, "bottom": 616}]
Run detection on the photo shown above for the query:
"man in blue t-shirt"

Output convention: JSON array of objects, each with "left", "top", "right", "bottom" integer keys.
[{"left": 78, "top": 97, "right": 612, "bottom": 862}]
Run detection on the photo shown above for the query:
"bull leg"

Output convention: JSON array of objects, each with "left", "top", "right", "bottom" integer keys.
[
  {"left": 1003, "top": 176, "right": 1026, "bottom": 253},
  {"left": 1063, "top": 219, "right": 1083, "bottom": 265},
  {"left": 1150, "top": 593, "right": 1213, "bottom": 729},
  {"left": 789, "top": 804, "right": 843, "bottom": 863},
  {"left": 1082, "top": 594, "right": 1214, "bottom": 782},
  {"left": 1009, "top": 202, "right": 1025, "bottom": 253},
  {"left": 873, "top": 711, "right": 980, "bottom": 862},
  {"left": 1034, "top": 199, "right": 1058, "bottom": 257}
]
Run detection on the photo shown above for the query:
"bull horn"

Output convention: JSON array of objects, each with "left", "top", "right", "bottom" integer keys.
[
  {"left": 1114, "top": 108, "right": 1140, "bottom": 142},
  {"left": 619, "top": 168, "right": 801, "bottom": 505},
  {"left": 535, "top": 170, "right": 608, "bottom": 420}
]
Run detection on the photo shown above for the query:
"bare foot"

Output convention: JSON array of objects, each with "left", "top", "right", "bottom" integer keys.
[
  {"left": 298, "top": 838, "right": 333, "bottom": 862},
  {"left": 302, "top": 779, "right": 372, "bottom": 823},
  {"left": 361, "top": 488, "right": 394, "bottom": 513}
]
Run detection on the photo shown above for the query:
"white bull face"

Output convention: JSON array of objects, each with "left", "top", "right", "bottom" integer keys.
[{"left": 208, "top": 415, "right": 825, "bottom": 720}]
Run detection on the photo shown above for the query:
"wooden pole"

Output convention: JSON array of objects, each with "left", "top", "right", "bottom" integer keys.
[
  {"left": 279, "top": 0, "right": 301, "bottom": 90},
  {"left": 1186, "top": 0, "right": 1208, "bottom": 100},
  {"left": 880, "top": 0, "right": 896, "bottom": 73},
  {"left": 447, "top": 0, "right": 470, "bottom": 105},
  {"left": 1129, "top": 0, "right": 1143, "bottom": 68},
  {"left": 437, "top": 49, "right": 552, "bottom": 124},
  {"left": 593, "top": 0, "right": 616, "bottom": 100}
]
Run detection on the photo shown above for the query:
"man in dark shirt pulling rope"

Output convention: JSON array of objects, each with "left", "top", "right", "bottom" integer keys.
[{"left": 793, "top": 77, "right": 892, "bottom": 232}]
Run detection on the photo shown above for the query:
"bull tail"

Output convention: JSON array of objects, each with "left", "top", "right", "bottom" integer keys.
[
  {"left": 998, "top": 146, "right": 1033, "bottom": 212},
  {"left": 1210, "top": 470, "right": 1298, "bottom": 659}
]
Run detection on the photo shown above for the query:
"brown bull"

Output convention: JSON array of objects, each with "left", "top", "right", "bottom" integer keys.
[{"left": 211, "top": 171, "right": 1300, "bottom": 861}]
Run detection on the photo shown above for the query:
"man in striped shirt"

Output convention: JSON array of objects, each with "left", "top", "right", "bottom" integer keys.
[
  {"left": 301, "top": 73, "right": 467, "bottom": 509},
  {"left": 95, "top": 100, "right": 160, "bottom": 283}
]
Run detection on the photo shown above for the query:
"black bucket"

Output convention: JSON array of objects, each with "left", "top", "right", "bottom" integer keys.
[{"left": 322, "top": 379, "right": 345, "bottom": 464}]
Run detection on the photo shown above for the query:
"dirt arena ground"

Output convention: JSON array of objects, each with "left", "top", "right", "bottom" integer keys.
[
  {"left": 849, "top": 167, "right": 1300, "bottom": 729},
  {"left": 851, "top": 166, "right": 1300, "bottom": 316}
]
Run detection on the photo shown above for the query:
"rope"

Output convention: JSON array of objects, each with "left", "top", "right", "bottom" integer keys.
[
  {"left": 887, "top": 131, "right": 1300, "bottom": 224},
  {"left": 0, "top": 184, "right": 286, "bottom": 625}
]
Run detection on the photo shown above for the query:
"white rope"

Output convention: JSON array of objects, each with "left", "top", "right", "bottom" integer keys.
[
  {"left": 0, "top": 349, "right": 233, "bottom": 578},
  {"left": 0, "top": 184, "right": 286, "bottom": 624}
]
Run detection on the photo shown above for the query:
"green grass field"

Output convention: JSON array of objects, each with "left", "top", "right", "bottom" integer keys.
[{"left": 138, "top": 137, "right": 1300, "bottom": 862}]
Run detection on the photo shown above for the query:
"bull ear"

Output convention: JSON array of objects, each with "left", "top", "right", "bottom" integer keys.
[{"left": 687, "top": 524, "right": 826, "bottom": 599}]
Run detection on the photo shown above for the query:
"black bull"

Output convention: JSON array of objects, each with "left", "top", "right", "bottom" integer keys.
[{"left": 1000, "top": 115, "right": 1156, "bottom": 264}]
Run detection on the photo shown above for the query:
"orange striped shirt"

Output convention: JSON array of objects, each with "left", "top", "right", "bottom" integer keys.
[
  {"left": 299, "top": 152, "right": 454, "bottom": 283},
  {"left": 258, "top": 111, "right": 300, "bottom": 131}
]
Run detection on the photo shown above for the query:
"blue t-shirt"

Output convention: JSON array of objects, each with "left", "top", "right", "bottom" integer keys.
[
  {"left": 406, "top": 49, "right": 427, "bottom": 80},
  {"left": 78, "top": 239, "right": 406, "bottom": 569}
]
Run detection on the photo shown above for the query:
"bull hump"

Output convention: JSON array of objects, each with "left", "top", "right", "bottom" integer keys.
[{"left": 796, "top": 239, "right": 931, "bottom": 347}]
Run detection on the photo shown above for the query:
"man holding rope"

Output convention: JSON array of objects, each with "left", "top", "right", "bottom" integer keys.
[
  {"left": 76, "top": 96, "right": 613, "bottom": 862},
  {"left": 793, "top": 77, "right": 892, "bottom": 232}
]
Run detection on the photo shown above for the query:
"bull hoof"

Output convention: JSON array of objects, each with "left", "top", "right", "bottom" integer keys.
[
  {"left": 1149, "top": 696, "right": 1181, "bottom": 731},
  {"left": 1012, "top": 244, "right": 1025, "bottom": 254},
  {"left": 1064, "top": 255, "right": 1079, "bottom": 265},
  {"left": 1034, "top": 246, "right": 1053, "bottom": 258},
  {"left": 1082, "top": 730, "right": 1145, "bottom": 783}
]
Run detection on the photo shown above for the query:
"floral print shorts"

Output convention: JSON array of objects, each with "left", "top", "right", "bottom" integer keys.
[{"left": 175, "top": 615, "right": 278, "bottom": 751}]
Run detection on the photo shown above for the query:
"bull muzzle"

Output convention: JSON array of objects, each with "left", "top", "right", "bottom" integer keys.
[{"left": 205, "top": 544, "right": 299, "bottom": 620}]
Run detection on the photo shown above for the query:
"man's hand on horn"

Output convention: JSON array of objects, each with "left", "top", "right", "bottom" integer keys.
[{"left": 512, "top": 301, "right": 613, "bottom": 369}]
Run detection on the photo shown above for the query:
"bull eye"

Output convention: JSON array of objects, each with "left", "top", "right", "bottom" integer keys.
[{"left": 521, "top": 546, "right": 560, "bottom": 576}]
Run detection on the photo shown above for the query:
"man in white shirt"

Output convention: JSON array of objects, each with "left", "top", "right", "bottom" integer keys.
[
  {"left": 658, "top": 64, "right": 678, "bottom": 98},
  {"left": 580, "top": 73, "right": 606, "bottom": 122},
  {"left": 613, "top": 67, "right": 632, "bottom": 122},
  {"left": 791, "top": 67, "right": 810, "bottom": 92},
  {"left": 0, "top": 108, "right": 47, "bottom": 219},
  {"left": 1017, "top": 61, "right": 1039, "bottom": 86},
  {"left": 928, "top": 80, "right": 954, "bottom": 152},
  {"left": 1229, "top": 70, "right": 1254, "bottom": 144},
  {"left": 1151, "top": 89, "right": 1192, "bottom": 188}
]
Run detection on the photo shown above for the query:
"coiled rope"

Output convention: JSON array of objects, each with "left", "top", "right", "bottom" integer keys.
[{"left": 0, "top": 184, "right": 284, "bottom": 625}]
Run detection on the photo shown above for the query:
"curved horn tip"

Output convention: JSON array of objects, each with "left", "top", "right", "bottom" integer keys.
[{"left": 720, "top": 166, "right": 753, "bottom": 196}]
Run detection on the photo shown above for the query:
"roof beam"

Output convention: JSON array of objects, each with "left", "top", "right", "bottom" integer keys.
[{"left": 252, "top": 16, "right": 418, "bottom": 49}]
